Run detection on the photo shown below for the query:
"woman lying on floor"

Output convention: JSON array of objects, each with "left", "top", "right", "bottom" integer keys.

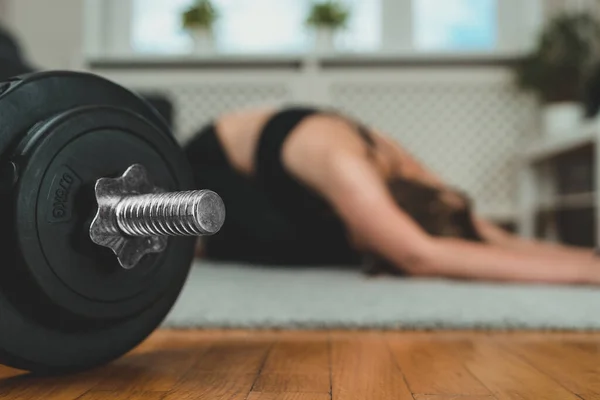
[{"left": 184, "top": 106, "right": 600, "bottom": 284}]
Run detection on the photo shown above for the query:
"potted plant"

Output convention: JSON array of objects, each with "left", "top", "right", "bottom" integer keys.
[
  {"left": 513, "top": 12, "right": 600, "bottom": 138},
  {"left": 182, "top": 0, "right": 218, "bottom": 53},
  {"left": 306, "top": 1, "right": 350, "bottom": 53}
]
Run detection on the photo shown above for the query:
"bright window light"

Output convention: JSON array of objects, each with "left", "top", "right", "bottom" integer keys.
[
  {"left": 132, "top": 0, "right": 382, "bottom": 54},
  {"left": 413, "top": 0, "right": 497, "bottom": 51}
]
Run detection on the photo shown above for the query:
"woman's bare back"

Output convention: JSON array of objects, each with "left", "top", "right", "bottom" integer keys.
[
  {"left": 214, "top": 107, "right": 275, "bottom": 176},
  {"left": 214, "top": 107, "right": 396, "bottom": 195}
]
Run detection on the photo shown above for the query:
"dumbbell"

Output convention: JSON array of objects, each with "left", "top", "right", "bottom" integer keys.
[{"left": 0, "top": 71, "right": 225, "bottom": 374}]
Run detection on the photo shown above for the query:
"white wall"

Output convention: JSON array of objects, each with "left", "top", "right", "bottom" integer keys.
[
  {"left": 2, "top": 0, "right": 84, "bottom": 70},
  {"left": 544, "top": 0, "right": 564, "bottom": 17},
  {"left": 0, "top": 0, "right": 8, "bottom": 24}
]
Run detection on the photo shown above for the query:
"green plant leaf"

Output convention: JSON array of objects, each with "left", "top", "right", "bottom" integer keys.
[
  {"left": 182, "top": 0, "right": 218, "bottom": 30},
  {"left": 306, "top": 1, "right": 350, "bottom": 29},
  {"left": 513, "top": 12, "right": 600, "bottom": 103}
]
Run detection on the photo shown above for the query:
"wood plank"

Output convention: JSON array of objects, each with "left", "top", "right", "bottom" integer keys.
[
  {"left": 163, "top": 373, "right": 256, "bottom": 400},
  {"left": 5, "top": 330, "right": 600, "bottom": 399},
  {"left": 156, "top": 330, "right": 600, "bottom": 343},
  {"left": 88, "top": 327, "right": 212, "bottom": 394},
  {"left": 0, "top": 366, "right": 25, "bottom": 380},
  {"left": 387, "top": 336, "right": 491, "bottom": 396},
  {"left": 330, "top": 333, "right": 412, "bottom": 400},
  {"left": 261, "top": 341, "right": 329, "bottom": 375},
  {"left": 191, "top": 341, "right": 272, "bottom": 375},
  {"left": 165, "top": 340, "right": 272, "bottom": 399},
  {"left": 247, "top": 393, "right": 331, "bottom": 400},
  {"left": 92, "top": 349, "right": 200, "bottom": 392},
  {"left": 155, "top": 329, "right": 331, "bottom": 341},
  {"left": 253, "top": 340, "right": 330, "bottom": 393},
  {"left": 500, "top": 340, "right": 600, "bottom": 399},
  {"left": 253, "top": 373, "right": 330, "bottom": 394},
  {"left": 0, "top": 369, "right": 103, "bottom": 400},
  {"left": 413, "top": 396, "right": 496, "bottom": 400},
  {"left": 77, "top": 391, "right": 167, "bottom": 400},
  {"left": 464, "top": 340, "right": 580, "bottom": 400}
]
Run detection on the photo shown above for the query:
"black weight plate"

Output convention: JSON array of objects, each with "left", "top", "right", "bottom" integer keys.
[
  {"left": 0, "top": 71, "right": 173, "bottom": 156},
  {"left": 0, "top": 71, "right": 196, "bottom": 373},
  {"left": 15, "top": 108, "right": 189, "bottom": 320}
]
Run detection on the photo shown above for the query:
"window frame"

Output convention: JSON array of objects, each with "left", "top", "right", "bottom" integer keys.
[{"left": 83, "top": 0, "right": 543, "bottom": 60}]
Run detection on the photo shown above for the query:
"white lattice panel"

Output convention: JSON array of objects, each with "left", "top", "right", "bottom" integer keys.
[
  {"left": 330, "top": 80, "right": 538, "bottom": 218},
  {"left": 132, "top": 82, "right": 291, "bottom": 143},
  {"left": 163, "top": 83, "right": 292, "bottom": 143}
]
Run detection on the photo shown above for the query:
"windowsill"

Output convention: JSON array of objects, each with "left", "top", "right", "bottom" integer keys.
[{"left": 86, "top": 50, "right": 525, "bottom": 70}]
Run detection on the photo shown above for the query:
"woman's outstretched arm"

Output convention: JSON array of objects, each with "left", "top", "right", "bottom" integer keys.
[
  {"left": 321, "top": 151, "right": 600, "bottom": 285},
  {"left": 473, "top": 217, "right": 595, "bottom": 260}
]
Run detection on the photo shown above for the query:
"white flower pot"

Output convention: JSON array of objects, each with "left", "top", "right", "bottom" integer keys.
[
  {"left": 313, "top": 28, "right": 336, "bottom": 53},
  {"left": 190, "top": 28, "right": 214, "bottom": 54},
  {"left": 542, "top": 102, "right": 583, "bottom": 138}
]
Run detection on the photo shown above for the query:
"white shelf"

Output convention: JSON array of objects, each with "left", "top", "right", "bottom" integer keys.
[
  {"left": 85, "top": 51, "right": 522, "bottom": 70},
  {"left": 86, "top": 50, "right": 522, "bottom": 64},
  {"left": 536, "top": 192, "right": 596, "bottom": 211},
  {"left": 523, "top": 128, "right": 597, "bottom": 163}
]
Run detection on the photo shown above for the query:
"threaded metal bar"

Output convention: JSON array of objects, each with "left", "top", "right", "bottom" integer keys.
[{"left": 115, "top": 190, "right": 225, "bottom": 237}]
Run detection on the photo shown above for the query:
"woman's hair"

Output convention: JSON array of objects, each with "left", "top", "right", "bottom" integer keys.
[
  {"left": 331, "top": 114, "right": 484, "bottom": 275},
  {"left": 363, "top": 176, "right": 484, "bottom": 276}
]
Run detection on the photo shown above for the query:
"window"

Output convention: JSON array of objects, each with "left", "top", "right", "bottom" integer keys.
[
  {"left": 87, "top": 0, "right": 539, "bottom": 58},
  {"left": 131, "top": 0, "right": 382, "bottom": 54},
  {"left": 413, "top": 0, "right": 497, "bottom": 51}
]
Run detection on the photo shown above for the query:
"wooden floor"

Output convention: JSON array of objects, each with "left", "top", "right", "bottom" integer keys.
[{"left": 1, "top": 329, "right": 599, "bottom": 399}]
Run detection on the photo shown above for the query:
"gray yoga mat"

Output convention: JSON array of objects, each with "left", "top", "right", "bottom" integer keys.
[{"left": 163, "top": 261, "right": 600, "bottom": 330}]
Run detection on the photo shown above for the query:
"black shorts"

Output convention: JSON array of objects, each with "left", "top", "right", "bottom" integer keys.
[{"left": 183, "top": 107, "right": 361, "bottom": 266}]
